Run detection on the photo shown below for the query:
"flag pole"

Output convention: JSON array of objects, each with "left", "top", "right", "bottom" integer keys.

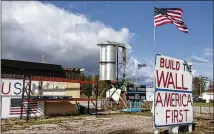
[
  {"left": 153, "top": 1, "right": 158, "bottom": 134},
  {"left": 154, "top": 1, "right": 156, "bottom": 53}
]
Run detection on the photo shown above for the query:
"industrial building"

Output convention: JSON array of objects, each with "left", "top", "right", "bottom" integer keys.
[{"left": 1, "top": 59, "right": 86, "bottom": 119}]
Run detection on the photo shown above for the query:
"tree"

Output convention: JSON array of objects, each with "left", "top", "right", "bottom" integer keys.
[
  {"left": 208, "top": 80, "right": 214, "bottom": 88},
  {"left": 192, "top": 76, "right": 208, "bottom": 95},
  {"left": 94, "top": 75, "right": 108, "bottom": 98},
  {"left": 80, "top": 74, "right": 92, "bottom": 96}
]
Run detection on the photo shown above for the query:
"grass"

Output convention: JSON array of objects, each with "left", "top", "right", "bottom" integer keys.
[
  {"left": 1, "top": 117, "right": 64, "bottom": 132},
  {"left": 193, "top": 102, "right": 214, "bottom": 107},
  {"left": 110, "top": 110, "right": 153, "bottom": 117},
  {"left": 1, "top": 115, "right": 88, "bottom": 132}
]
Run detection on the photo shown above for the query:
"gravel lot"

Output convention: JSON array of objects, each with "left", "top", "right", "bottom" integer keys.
[
  {"left": 2, "top": 113, "right": 213, "bottom": 134},
  {"left": 2, "top": 115, "right": 154, "bottom": 134}
]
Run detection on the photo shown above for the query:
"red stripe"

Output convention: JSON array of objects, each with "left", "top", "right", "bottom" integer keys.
[
  {"left": 10, "top": 108, "right": 37, "bottom": 110},
  {"left": 155, "top": 21, "right": 188, "bottom": 32},
  {"left": 155, "top": 18, "right": 172, "bottom": 24},
  {"left": 10, "top": 107, "right": 37, "bottom": 109},
  {"left": 155, "top": 18, "right": 186, "bottom": 28},
  {"left": 10, "top": 111, "right": 38, "bottom": 115},
  {"left": 168, "top": 8, "right": 183, "bottom": 13},
  {"left": 166, "top": 15, "right": 182, "bottom": 20},
  {"left": 176, "top": 24, "right": 188, "bottom": 29},
  {"left": 10, "top": 107, "right": 37, "bottom": 110},
  {"left": 155, "top": 21, "right": 173, "bottom": 27},
  {"left": 177, "top": 26, "right": 188, "bottom": 32},
  {"left": 10, "top": 110, "right": 37, "bottom": 112},
  {"left": 155, "top": 15, "right": 182, "bottom": 20},
  {"left": 172, "top": 22, "right": 186, "bottom": 28},
  {"left": 2, "top": 77, "right": 96, "bottom": 84},
  {"left": 167, "top": 11, "right": 182, "bottom": 16},
  {"left": 155, "top": 15, "right": 186, "bottom": 27},
  {"left": 10, "top": 109, "right": 37, "bottom": 112}
]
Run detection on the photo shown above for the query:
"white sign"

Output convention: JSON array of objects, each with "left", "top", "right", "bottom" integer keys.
[
  {"left": 106, "top": 88, "right": 122, "bottom": 103},
  {"left": 1, "top": 79, "right": 68, "bottom": 96},
  {"left": 1, "top": 79, "right": 40, "bottom": 96},
  {"left": 42, "top": 81, "right": 67, "bottom": 90},
  {"left": 154, "top": 55, "right": 193, "bottom": 127}
]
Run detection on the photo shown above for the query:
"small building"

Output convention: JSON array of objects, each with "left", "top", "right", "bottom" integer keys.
[
  {"left": 199, "top": 88, "right": 214, "bottom": 103},
  {"left": 1, "top": 59, "right": 82, "bottom": 118}
]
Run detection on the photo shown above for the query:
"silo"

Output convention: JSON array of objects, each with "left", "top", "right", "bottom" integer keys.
[{"left": 97, "top": 43, "right": 117, "bottom": 81}]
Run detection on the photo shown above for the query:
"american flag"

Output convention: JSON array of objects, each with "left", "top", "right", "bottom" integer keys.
[
  {"left": 154, "top": 6, "right": 188, "bottom": 33},
  {"left": 10, "top": 98, "right": 38, "bottom": 115}
]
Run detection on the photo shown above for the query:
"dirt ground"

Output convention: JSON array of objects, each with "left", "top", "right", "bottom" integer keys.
[{"left": 1, "top": 113, "right": 214, "bottom": 134}]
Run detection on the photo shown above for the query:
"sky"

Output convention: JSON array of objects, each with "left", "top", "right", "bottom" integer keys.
[{"left": 2, "top": 1, "right": 213, "bottom": 86}]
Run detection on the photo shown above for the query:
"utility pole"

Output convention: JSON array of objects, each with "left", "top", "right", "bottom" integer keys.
[
  {"left": 200, "top": 80, "right": 201, "bottom": 95},
  {"left": 92, "top": 69, "right": 96, "bottom": 97},
  {"left": 42, "top": 55, "right": 46, "bottom": 63}
]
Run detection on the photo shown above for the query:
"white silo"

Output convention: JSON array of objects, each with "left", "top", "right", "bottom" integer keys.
[{"left": 97, "top": 43, "right": 117, "bottom": 81}]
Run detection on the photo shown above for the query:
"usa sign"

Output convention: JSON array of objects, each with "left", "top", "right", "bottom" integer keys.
[
  {"left": 154, "top": 54, "right": 193, "bottom": 127},
  {"left": 1, "top": 79, "right": 68, "bottom": 96}
]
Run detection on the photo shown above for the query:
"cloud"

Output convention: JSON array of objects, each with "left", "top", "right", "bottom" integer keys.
[
  {"left": 204, "top": 48, "right": 213, "bottom": 56},
  {"left": 190, "top": 56, "right": 210, "bottom": 63},
  {"left": 192, "top": 69, "right": 200, "bottom": 77},
  {"left": 2, "top": 1, "right": 153, "bottom": 85},
  {"left": 123, "top": 56, "right": 154, "bottom": 86}
]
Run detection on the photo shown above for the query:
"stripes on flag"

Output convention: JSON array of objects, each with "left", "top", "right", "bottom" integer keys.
[
  {"left": 154, "top": 6, "right": 188, "bottom": 33},
  {"left": 10, "top": 98, "right": 38, "bottom": 115}
]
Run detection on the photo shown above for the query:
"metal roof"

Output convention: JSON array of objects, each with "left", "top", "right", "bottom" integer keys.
[{"left": 1, "top": 59, "right": 80, "bottom": 79}]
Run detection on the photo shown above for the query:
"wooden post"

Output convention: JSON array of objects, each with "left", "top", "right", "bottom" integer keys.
[
  {"left": 88, "top": 89, "right": 90, "bottom": 114},
  {"left": 95, "top": 79, "right": 98, "bottom": 117},
  {"left": 20, "top": 74, "right": 26, "bottom": 119},
  {"left": 26, "top": 75, "right": 32, "bottom": 122}
]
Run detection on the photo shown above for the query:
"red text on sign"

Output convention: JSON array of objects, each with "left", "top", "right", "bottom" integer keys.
[
  {"left": 155, "top": 92, "right": 192, "bottom": 107},
  {"left": 160, "top": 58, "right": 180, "bottom": 71},
  {"left": 156, "top": 70, "right": 188, "bottom": 90},
  {"left": 166, "top": 109, "right": 189, "bottom": 124}
]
